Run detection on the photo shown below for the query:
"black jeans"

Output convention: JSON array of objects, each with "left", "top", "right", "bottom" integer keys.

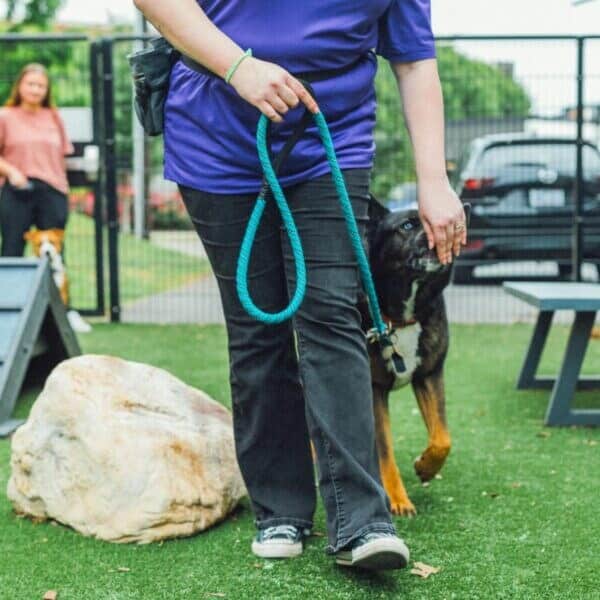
[
  {"left": 0, "top": 179, "right": 68, "bottom": 257},
  {"left": 179, "top": 169, "right": 395, "bottom": 552}
]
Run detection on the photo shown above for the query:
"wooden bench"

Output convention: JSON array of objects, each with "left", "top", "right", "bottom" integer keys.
[{"left": 503, "top": 282, "right": 600, "bottom": 426}]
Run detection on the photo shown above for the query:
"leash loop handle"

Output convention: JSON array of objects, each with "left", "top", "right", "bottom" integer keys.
[
  {"left": 235, "top": 115, "right": 307, "bottom": 324},
  {"left": 236, "top": 89, "right": 388, "bottom": 337}
]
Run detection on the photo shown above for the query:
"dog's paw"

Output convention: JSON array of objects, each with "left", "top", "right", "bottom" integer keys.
[
  {"left": 390, "top": 498, "right": 417, "bottom": 517},
  {"left": 414, "top": 445, "right": 450, "bottom": 482}
]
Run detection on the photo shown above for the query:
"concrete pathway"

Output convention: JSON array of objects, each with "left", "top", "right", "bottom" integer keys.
[
  {"left": 121, "top": 273, "right": 224, "bottom": 324},
  {"left": 122, "top": 234, "right": 599, "bottom": 325},
  {"left": 121, "top": 273, "right": 600, "bottom": 325}
]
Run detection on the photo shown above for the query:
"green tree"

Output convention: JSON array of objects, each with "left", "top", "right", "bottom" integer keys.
[
  {"left": 5, "top": 0, "right": 64, "bottom": 28},
  {"left": 372, "top": 44, "right": 531, "bottom": 199},
  {"left": 0, "top": 39, "right": 89, "bottom": 107}
]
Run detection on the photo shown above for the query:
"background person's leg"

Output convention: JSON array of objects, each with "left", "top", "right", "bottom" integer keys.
[
  {"left": 179, "top": 185, "right": 316, "bottom": 531},
  {"left": 0, "top": 185, "right": 34, "bottom": 257},
  {"left": 283, "top": 170, "right": 396, "bottom": 553}
]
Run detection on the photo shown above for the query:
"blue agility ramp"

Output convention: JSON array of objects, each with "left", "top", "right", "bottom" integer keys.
[{"left": 0, "top": 258, "right": 81, "bottom": 437}]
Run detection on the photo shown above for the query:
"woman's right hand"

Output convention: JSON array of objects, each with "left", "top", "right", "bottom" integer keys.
[
  {"left": 8, "top": 168, "right": 28, "bottom": 189},
  {"left": 229, "top": 56, "right": 319, "bottom": 123}
]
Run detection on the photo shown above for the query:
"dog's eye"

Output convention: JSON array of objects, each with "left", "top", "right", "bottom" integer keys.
[{"left": 401, "top": 220, "right": 414, "bottom": 231}]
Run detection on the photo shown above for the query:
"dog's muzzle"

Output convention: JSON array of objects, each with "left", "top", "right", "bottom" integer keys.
[{"left": 409, "top": 248, "right": 444, "bottom": 272}]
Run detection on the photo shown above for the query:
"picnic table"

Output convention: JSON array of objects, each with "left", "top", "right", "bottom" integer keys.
[{"left": 503, "top": 282, "right": 600, "bottom": 426}]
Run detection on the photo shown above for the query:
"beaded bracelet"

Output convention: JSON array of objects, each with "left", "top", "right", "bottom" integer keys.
[{"left": 225, "top": 49, "right": 253, "bottom": 84}]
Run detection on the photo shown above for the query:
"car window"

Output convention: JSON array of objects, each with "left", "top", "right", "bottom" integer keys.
[{"left": 475, "top": 143, "right": 600, "bottom": 178}]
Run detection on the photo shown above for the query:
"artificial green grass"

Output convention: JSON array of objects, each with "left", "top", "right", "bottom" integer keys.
[
  {"left": 1, "top": 323, "right": 599, "bottom": 599},
  {"left": 8, "top": 213, "right": 209, "bottom": 311}
]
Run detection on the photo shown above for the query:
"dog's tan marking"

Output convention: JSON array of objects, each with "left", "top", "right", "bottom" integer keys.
[
  {"left": 412, "top": 372, "right": 451, "bottom": 482},
  {"left": 373, "top": 387, "right": 416, "bottom": 517}
]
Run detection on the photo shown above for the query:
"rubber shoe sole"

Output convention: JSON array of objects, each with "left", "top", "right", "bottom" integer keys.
[
  {"left": 335, "top": 537, "right": 410, "bottom": 570},
  {"left": 251, "top": 539, "right": 303, "bottom": 559}
]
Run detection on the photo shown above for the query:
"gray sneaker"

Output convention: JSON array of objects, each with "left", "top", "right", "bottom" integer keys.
[
  {"left": 251, "top": 525, "right": 310, "bottom": 559},
  {"left": 335, "top": 531, "right": 410, "bottom": 570}
]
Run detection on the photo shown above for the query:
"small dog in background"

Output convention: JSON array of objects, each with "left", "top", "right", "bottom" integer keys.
[
  {"left": 24, "top": 229, "right": 69, "bottom": 303},
  {"left": 24, "top": 228, "right": 91, "bottom": 333}
]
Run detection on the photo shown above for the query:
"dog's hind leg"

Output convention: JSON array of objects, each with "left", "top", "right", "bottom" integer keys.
[
  {"left": 373, "top": 386, "right": 416, "bottom": 517},
  {"left": 412, "top": 371, "right": 451, "bottom": 482}
]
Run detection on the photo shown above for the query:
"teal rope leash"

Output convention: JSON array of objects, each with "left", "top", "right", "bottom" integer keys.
[
  {"left": 236, "top": 108, "right": 407, "bottom": 376},
  {"left": 235, "top": 115, "right": 307, "bottom": 324},
  {"left": 312, "top": 113, "right": 387, "bottom": 337}
]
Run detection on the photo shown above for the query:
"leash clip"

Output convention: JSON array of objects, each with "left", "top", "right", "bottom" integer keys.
[{"left": 367, "top": 327, "right": 407, "bottom": 389}]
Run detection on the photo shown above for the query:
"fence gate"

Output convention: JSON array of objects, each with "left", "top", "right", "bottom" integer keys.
[
  {"left": 0, "top": 34, "right": 105, "bottom": 317},
  {"left": 93, "top": 36, "right": 221, "bottom": 324}
]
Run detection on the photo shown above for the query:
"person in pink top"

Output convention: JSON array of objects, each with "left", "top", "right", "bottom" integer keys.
[{"left": 0, "top": 63, "right": 74, "bottom": 257}]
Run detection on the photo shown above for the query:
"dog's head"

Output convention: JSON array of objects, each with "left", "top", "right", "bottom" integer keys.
[
  {"left": 24, "top": 229, "right": 65, "bottom": 259},
  {"left": 368, "top": 196, "right": 470, "bottom": 324}
]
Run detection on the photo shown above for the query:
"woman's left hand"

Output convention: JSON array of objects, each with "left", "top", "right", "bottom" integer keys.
[{"left": 417, "top": 177, "right": 467, "bottom": 265}]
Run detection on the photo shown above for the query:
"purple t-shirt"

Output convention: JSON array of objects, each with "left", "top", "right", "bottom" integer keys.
[{"left": 164, "top": 0, "right": 435, "bottom": 194}]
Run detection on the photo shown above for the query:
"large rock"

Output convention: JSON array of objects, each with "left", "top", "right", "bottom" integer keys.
[{"left": 7, "top": 355, "right": 246, "bottom": 543}]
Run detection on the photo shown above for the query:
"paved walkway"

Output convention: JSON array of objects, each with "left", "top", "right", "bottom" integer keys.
[
  {"left": 121, "top": 273, "right": 600, "bottom": 325},
  {"left": 121, "top": 273, "right": 224, "bottom": 324},
  {"left": 121, "top": 232, "right": 599, "bottom": 325}
]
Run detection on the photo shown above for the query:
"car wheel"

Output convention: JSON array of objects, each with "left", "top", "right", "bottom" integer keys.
[{"left": 452, "top": 264, "right": 475, "bottom": 284}]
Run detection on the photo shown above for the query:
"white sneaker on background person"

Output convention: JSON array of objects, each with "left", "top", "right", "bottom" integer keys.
[{"left": 67, "top": 309, "right": 92, "bottom": 333}]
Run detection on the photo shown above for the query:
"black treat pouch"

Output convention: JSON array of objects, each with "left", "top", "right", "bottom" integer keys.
[{"left": 128, "top": 37, "right": 180, "bottom": 137}]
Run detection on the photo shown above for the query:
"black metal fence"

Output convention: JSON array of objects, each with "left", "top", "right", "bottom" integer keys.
[
  {"left": 2, "top": 35, "right": 599, "bottom": 324},
  {"left": 0, "top": 34, "right": 104, "bottom": 316},
  {"left": 96, "top": 36, "right": 218, "bottom": 324}
]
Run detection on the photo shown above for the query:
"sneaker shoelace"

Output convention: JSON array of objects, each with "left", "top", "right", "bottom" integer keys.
[
  {"left": 262, "top": 525, "right": 300, "bottom": 541},
  {"left": 354, "top": 531, "right": 397, "bottom": 548}
]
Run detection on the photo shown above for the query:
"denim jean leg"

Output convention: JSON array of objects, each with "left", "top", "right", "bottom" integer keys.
[
  {"left": 281, "top": 170, "right": 397, "bottom": 552},
  {"left": 178, "top": 185, "right": 316, "bottom": 531}
]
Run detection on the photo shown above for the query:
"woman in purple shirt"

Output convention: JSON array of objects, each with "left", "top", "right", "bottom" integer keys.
[{"left": 135, "top": 0, "right": 466, "bottom": 570}]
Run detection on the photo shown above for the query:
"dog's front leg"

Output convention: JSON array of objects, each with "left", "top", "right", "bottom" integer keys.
[
  {"left": 411, "top": 370, "right": 451, "bottom": 482},
  {"left": 373, "top": 385, "right": 416, "bottom": 517}
]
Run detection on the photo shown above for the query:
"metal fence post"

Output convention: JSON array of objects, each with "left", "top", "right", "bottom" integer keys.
[
  {"left": 90, "top": 40, "right": 106, "bottom": 317},
  {"left": 573, "top": 37, "right": 585, "bottom": 282},
  {"left": 100, "top": 38, "right": 121, "bottom": 322}
]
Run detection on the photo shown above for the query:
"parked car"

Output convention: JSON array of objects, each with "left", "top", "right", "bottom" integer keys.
[{"left": 451, "top": 133, "right": 600, "bottom": 283}]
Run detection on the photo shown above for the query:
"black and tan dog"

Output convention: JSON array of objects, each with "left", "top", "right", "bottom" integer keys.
[{"left": 361, "top": 197, "right": 469, "bottom": 516}]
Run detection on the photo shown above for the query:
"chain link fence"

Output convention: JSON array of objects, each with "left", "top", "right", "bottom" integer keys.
[{"left": 3, "top": 35, "right": 599, "bottom": 325}]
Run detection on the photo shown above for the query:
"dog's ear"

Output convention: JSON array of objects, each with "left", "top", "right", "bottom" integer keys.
[
  {"left": 51, "top": 228, "right": 66, "bottom": 241},
  {"left": 367, "top": 194, "right": 390, "bottom": 222},
  {"left": 366, "top": 194, "right": 390, "bottom": 254},
  {"left": 23, "top": 230, "right": 35, "bottom": 242}
]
